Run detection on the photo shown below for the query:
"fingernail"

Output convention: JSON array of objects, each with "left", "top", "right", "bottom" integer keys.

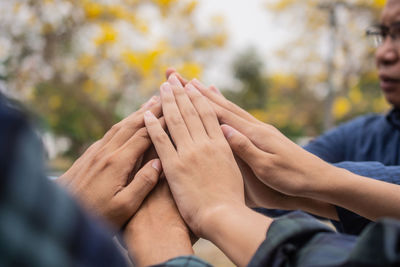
[
  {"left": 210, "top": 85, "right": 222, "bottom": 95},
  {"left": 168, "top": 74, "right": 181, "bottom": 86},
  {"left": 221, "top": 125, "right": 235, "bottom": 139},
  {"left": 144, "top": 110, "right": 155, "bottom": 120},
  {"left": 161, "top": 82, "right": 172, "bottom": 93},
  {"left": 152, "top": 159, "right": 161, "bottom": 172}
]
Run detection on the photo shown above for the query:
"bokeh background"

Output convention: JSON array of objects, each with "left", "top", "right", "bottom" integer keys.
[{"left": 0, "top": 0, "right": 387, "bottom": 265}]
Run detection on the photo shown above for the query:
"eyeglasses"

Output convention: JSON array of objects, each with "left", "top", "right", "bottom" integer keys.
[{"left": 366, "top": 23, "right": 400, "bottom": 48}]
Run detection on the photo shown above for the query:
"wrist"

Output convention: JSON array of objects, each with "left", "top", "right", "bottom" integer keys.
[
  {"left": 124, "top": 223, "right": 194, "bottom": 267},
  {"left": 304, "top": 161, "right": 351, "bottom": 201},
  {"left": 299, "top": 155, "right": 339, "bottom": 198},
  {"left": 199, "top": 203, "right": 272, "bottom": 267}
]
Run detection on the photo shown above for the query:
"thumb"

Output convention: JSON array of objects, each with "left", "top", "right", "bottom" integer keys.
[
  {"left": 118, "top": 159, "right": 162, "bottom": 218},
  {"left": 221, "top": 124, "right": 267, "bottom": 168}
]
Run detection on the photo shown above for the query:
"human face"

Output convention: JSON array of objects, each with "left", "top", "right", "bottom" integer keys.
[{"left": 376, "top": 0, "right": 400, "bottom": 109}]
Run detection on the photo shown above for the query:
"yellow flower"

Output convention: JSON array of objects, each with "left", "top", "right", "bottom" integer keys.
[
  {"left": 183, "top": 0, "right": 198, "bottom": 15},
  {"left": 95, "top": 24, "right": 118, "bottom": 45},
  {"left": 333, "top": 97, "right": 351, "bottom": 119},
  {"left": 177, "top": 62, "right": 202, "bottom": 79},
  {"left": 372, "top": 0, "right": 386, "bottom": 9},
  {"left": 83, "top": 2, "right": 103, "bottom": 19}
]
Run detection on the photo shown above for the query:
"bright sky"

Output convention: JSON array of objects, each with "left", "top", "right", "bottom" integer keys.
[{"left": 195, "top": 0, "right": 289, "bottom": 87}]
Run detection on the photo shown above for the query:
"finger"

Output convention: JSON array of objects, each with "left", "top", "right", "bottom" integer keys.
[
  {"left": 128, "top": 117, "right": 166, "bottom": 183},
  {"left": 209, "top": 99, "right": 264, "bottom": 142},
  {"left": 191, "top": 79, "right": 259, "bottom": 124},
  {"left": 102, "top": 96, "right": 161, "bottom": 145},
  {"left": 209, "top": 85, "right": 223, "bottom": 96},
  {"left": 117, "top": 159, "right": 162, "bottom": 218},
  {"left": 184, "top": 83, "right": 223, "bottom": 139},
  {"left": 168, "top": 74, "right": 207, "bottom": 140},
  {"left": 144, "top": 110, "right": 178, "bottom": 162},
  {"left": 221, "top": 124, "right": 270, "bottom": 171},
  {"left": 113, "top": 127, "right": 153, "bottom": 176},
  {"left": 140, "top": 95, "right": 160, "bottom": 109},
  {"left": 160, "top": 82, "right": 192, "bottom": 147},
  {"left": 101, "top": 99, "right": 162, "bottom": 153},
  {"left": 165, "top": 68, "right": 189, "bottom": 86}
]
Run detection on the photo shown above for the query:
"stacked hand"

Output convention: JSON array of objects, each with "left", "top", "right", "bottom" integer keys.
[
  {"left": 57, "top": 97, "right": 163, "bottom": 229},
  {"left": 165, "top": 70, "right": 338, "bottom": 219},
  {"left": 144, "top": 75, "right": 245, "bottom": 237}
]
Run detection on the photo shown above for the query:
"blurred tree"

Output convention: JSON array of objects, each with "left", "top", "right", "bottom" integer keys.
[
  {"left": 266, "top": 0, "right": 389, "bottom": 132},
  {"left": 224, "top": 48, "right": 323, "bottom": 140},
  {"left": 224, "top": 48, "right": 268, "bottom": 110},
  {"left": 0, "top": 0, "right": 227, "bottom": 158}
]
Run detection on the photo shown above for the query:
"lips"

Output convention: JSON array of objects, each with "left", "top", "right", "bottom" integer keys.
[{"left": 379, "top": 75, "right": 400, "bottom": 92}]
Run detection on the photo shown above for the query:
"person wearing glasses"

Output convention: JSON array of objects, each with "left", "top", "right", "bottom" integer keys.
[{"left": 167, "top": 0, "right": 400, "bottom": 238}]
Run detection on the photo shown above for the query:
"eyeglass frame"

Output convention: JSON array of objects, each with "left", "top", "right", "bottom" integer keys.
[{"left": 366, "top": 22, "right": 400, "bottom": 48}]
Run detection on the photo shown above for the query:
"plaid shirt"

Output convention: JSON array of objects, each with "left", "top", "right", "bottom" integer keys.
[
  {"left": 249, "top": 211, "right": 400, "bottom": 267},
  {"left": 0, "top": 96, "right": 129, "bottom": 267}
]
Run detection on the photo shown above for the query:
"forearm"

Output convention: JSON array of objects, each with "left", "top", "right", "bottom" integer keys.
[
  {"left": 125, "top": 226, "right": 194, "bottom": 266},
  {"left": 286, "top": 196, "right": 338, "bottom": 220},
  {"left": 307, "top": 165, "right": 400, "bottom": 221},
  {"left": 202, "top": 204, "right": 272, "bottom": 267}
]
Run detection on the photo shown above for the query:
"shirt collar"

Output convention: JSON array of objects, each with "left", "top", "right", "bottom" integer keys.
[{"left": 386, "top": 108, "right": 400, "bottom": 130}]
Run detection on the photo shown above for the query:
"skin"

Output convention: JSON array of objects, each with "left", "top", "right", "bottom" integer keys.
[
  {"left": 165, "top": 69, "right": 338, "bottom": 220},
  {"left": 144, "top": 75, "right": 271, "bottom": 266},
  {"left": 190, "top": 78, "right": 400, "bottom": 222},
  {"left": 57, "top": 96, "right": 163, "bottom": 229},
  {"left": 376, "top": 0, "right": 400, "bottom": 108},
  {"left": 124, "top": 178, "right": 194, "bottom": 267}
]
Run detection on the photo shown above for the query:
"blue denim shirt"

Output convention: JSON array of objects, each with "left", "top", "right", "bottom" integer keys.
[
  {"left": 304, "top": 109, "right": 400, "bottom": 234},
  {"left": 304, "top": 109, "right": 400, "bottom": 165}
]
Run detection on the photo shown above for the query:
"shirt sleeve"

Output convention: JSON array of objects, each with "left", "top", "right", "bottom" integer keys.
[{"left": 248, "top": 211, "right": 400, "bottom": 267}]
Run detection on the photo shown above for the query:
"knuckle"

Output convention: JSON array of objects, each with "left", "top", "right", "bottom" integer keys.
[
  {"left": 202, "top": 107, "right": 217, "bottom": 120},
  {"left": 110, "top": 123, "right": 122, "bottom": 133},
  {"left": 153, "top": 132, "right": 167, "bottom": 144},
  {"left": 169, "top": 114, "right": 184, "bottom": 126},
  {"left": 103, "top": 154, "right": 119, "bottom": 167},
  {"left": 235, "top": 137, "right": 251, "bottom": 152},
  {"left": 137, "top": 170, "right": 158, "bottom": 189},
  {"left": 182, "top": 107, "right": 198, "bottom": 118},
  {"left": 172, "top": 159, "right": 187, "bottom": 173},
  {"left": 122, "top": 116, "right": 143, "bottom": 130},
  {"left": 134, "top": 127, "right": 150, "bottom": 141}
]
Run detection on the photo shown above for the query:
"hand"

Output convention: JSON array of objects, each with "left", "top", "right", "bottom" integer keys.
[
  {"left": 189, "top": 79, "right": 334, "bottom": 197},
  {"left": 144, "top": 75, "right": 245, "bottom": 238},
  {"left": 165, "top": 70, "right": 282, "bottom": 207},
  {"left": 57, "top": 97, "right": 163, "bottom": 229},
  {"left": 164, "top": 73, "right": 338, "bottom": 218},
  {"left": 124, "top": 178, "right": 194, "bottom": 267}
]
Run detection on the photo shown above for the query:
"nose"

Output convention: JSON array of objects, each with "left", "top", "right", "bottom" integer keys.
[{"left": 376, "top": 37, "right": 399, "bottom": 67}]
